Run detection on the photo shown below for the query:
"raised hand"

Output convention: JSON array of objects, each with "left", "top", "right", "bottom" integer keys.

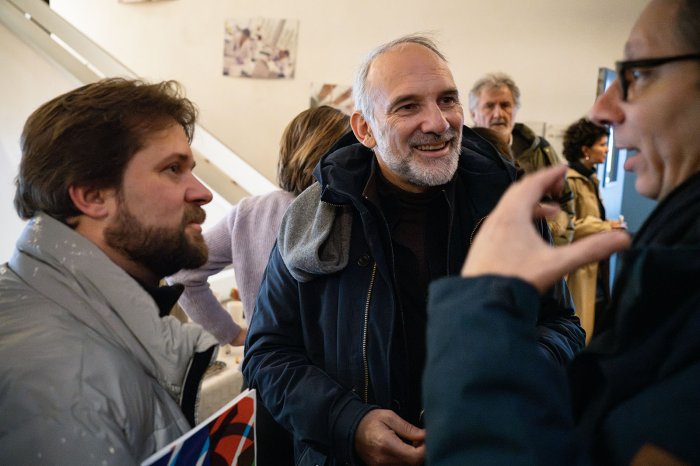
[{"left": 462, "top": 165, "right": 631, "bottom": 294}]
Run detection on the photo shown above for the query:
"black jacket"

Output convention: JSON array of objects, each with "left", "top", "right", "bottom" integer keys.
[
  {"left": 424, "top": 171, "right": 700, "bottom": 465},
  {"left": 244, "top": 127, "right": 584, "bottom": 465}
]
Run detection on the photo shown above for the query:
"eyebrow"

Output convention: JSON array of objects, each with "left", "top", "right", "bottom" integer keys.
[
  {"left": 388, "top": 94, "right": 419, "bottom": 112},
  {"left": 163, "top": 153, "right": 196, "bottom": 169}
]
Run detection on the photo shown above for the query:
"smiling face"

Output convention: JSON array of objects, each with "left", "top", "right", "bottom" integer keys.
[
  {"left": 353, "top": 43, "right": 464, "bottom": 193},
  {"left": 589, "top": 0, "right": 700, "bottom": 200},
  {"left": 470, "top": 85, "right": 517, "bottom": 139},
  {"left": 104, "top": 122, "right": 213, "bottom": 281}
]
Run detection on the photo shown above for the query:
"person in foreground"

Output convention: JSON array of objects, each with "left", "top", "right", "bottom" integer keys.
[
  {"left": 423, "top": 0, "right": 700, "bottom": 464},
  {"left": 244, "top": 34, "right": 583, "bottom": 466},
  {"left": 0, "top": 78, "right": 218, "bottom": 464}
]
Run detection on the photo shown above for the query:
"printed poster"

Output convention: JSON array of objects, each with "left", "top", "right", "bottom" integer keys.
[
  {"left": 223, "top": 18, "right": 299, "bottom": 79},
  {"left": 142, "top": 388, "right": 256, "bottom": 466}
]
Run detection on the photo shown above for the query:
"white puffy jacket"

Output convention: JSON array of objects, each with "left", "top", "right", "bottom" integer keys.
[{"left": 0, "top": 214, "right": 218, "bottom": 465}]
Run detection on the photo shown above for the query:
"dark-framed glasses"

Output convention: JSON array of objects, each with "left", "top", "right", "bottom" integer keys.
[{"left": 615, "top": 53, "right": 700, "bottom": 101}]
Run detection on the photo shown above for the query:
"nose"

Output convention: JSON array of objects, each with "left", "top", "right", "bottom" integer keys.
[
  {"left": 589, "top": 79, "right": 625, "bottom": 127},
  {"left": 186, "top": 172, "right": 213, "bottom": 206},
  {"left": 421, "top": 102, "right": 451, "bottom": 134}
]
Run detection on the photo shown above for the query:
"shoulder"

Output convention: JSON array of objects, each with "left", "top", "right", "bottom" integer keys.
[
  {"left": 512, "top": 122, "right": 536, "bottom": 142},
  {"left": 228, "top": 190, "right": 296, "bottom": 227},
  {"left": 566, "top": 167, "right": 585, "bottom": 180},
  {"left": 460, "top": 126, "right": 516, "bottom": 177},
  {"left": 239, "top": 190, "right": 295, "bottom": 214}
]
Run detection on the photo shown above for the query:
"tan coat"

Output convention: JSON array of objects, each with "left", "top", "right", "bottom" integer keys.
[{"left": 566, "top": 167, "right": 612, "bottom": 341}]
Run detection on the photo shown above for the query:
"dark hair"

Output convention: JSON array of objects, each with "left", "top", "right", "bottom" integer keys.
[
  {"left": 562, "top": 118, "right": 609, "bottom": 164},
  {"left": 15, "top": 78, "right": 197, "bottom": 222},
  {"left": 278, "top": 105, "right": 350, "bottom": 195},
  {"left": 676, "top": 0, "right": 700, "bottom": 52}
]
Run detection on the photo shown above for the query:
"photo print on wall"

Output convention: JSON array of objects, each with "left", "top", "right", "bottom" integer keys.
[
  {"left": 223, "top": 18, "right": 299, "bottom": 79},
  {"left": 118, "top": 0, "right": 176, "bottom": 3},
  {"left": 310, "top": 83, "right": 354, "bottom": 115}
]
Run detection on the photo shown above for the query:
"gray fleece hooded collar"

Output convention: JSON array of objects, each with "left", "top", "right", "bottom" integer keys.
[{"left": 277, "top": 182, "right": 353, "bottom": 282}]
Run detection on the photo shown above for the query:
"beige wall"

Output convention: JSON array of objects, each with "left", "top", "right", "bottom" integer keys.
[
  {"left": 50, "top": 0, "right": 646, "bottom": 183},
  {"left": 1, "top": 0, "right": 648, "bottom": 261},
  {"left": 0, "top": 21, "right": 81, "bottom": 261}
]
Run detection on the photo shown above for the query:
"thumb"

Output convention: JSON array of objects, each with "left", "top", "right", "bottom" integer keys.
[
  {"left": 559, "top": 230, "right": 631, "bottom": 276},
  {"left": 384, "top": 414, "right": 425, "bottom": 442}
]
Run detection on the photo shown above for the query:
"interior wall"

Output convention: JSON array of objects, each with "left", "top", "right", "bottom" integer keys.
[
  {"left": 50, "top": 0, "right": 647, "bottom": 183},
  {"left": 1, "top": 0, "right": 648, "bottom": 262},
  {"left": 0, "top": 21, "right": 81, "bottom": 262}
]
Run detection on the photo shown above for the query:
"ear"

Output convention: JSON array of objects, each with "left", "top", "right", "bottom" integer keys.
[
  {"left": 68, "top": 185, "right": 114, "bottom": 219},
  {"left": 350, "top": 111, "right": 376, "bottom": 149}
]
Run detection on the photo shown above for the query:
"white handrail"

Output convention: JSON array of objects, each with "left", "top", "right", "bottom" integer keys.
[{"left": 0, "top": 0, "right": 277, "bottom": 203}]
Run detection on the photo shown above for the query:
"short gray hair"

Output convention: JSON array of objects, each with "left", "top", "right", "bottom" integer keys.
[
  {"left": 468, "top": 72, "right": 521, "bottom": 114},
  {"left": 352, "top": 34, "right": 448, "bottom": 125}
]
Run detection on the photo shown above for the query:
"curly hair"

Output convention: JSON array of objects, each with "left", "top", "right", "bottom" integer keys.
[
  {"left": 562, "top": 118, "right": 609, "bottom": 164},
  {"left": 15, "top": 78, "right": 197, "bottom": 222},
  {"left": 278, "top": 105, "right": 350, "bottom": 195}
]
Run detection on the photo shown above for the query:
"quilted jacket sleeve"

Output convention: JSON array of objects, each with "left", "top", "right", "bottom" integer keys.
[{"left": 423, "top": 275, "right": 591, "bottom": 466}]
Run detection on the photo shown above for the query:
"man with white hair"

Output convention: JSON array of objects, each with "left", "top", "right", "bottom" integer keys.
[
  {"left": 244, "top": 35, "right": 583, "bottom": 465},
  {"left": 470, "top": 72, "right": 575, "bottom": 245}
]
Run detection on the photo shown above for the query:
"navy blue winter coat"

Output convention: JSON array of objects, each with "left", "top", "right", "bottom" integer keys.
[
  {"left": 244, "top": 127, "right": 584, "bottom": 465},
  {"left": 423, "top": 168, "right": 700, "bottom": 465}
]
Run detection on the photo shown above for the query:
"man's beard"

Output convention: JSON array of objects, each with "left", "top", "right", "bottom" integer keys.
[
  {"left": 104, "top": 202, "right": 208, "bottom": 279},
  {"left": 374, "top": 126, "right": 461, "bottom": 188}
]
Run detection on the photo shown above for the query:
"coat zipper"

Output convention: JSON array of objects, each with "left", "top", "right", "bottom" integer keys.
[
  {"left": 362, "top": 262, "right": 377, "bottom": 403},
  {"left": 470, "top": 215, "right": 488, "bottom": 245}
]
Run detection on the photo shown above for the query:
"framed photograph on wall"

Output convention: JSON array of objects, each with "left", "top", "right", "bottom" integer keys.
[
  {"left": 310, "top": 83, "right": 354, "bottom": 115},
  {"left": 223, "top": 18, "right": 299, "bottom": 79}
]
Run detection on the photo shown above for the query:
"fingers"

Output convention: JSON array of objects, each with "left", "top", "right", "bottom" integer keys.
[
  {"left": 559, "top": 230, "right": 631, "bottom": 274},
  {"left": 506, "top": 165, "right": 568, "bottom": 212},
  {"left": 383, "top": 413, "right": 426, "bottom": 443},
  {"left": 535, "top": 202, "right": 561, "bottom": 219},
  {"left": 461, "top": 163, "right": 631, "bottom": 293},
  {"left": 355, "top": 410, "right": 425, "bottom": 466}
]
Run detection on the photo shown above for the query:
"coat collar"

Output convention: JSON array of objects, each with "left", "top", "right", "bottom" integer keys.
[{"left": 9, "top": 213, "right": 217, "bottom": 399}]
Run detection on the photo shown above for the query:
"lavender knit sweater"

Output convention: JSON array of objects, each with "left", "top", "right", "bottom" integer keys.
[{"left": 168, "top": 190, "right": 295, "bottom": 345}]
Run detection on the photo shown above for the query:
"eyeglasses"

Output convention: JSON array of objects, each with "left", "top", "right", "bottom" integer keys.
[{"left": 615, "top": 53, "right": 700, "bottom": 101}]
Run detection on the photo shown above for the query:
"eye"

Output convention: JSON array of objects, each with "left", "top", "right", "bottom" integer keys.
[
  {"left": 628, "top": 67, "right": 653, "bottom": 83},
  {"left": 165, "top": 163, "right": 182, "bottom": 174},
  {"left": 396, "top": 102, "right": 419, "bottom": 113},
  {"left": 397, "top": 103, "right": 418, "bottom": 111},
  {"left": 439, "top": 95, "right": 459, "bottom": 107}
]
